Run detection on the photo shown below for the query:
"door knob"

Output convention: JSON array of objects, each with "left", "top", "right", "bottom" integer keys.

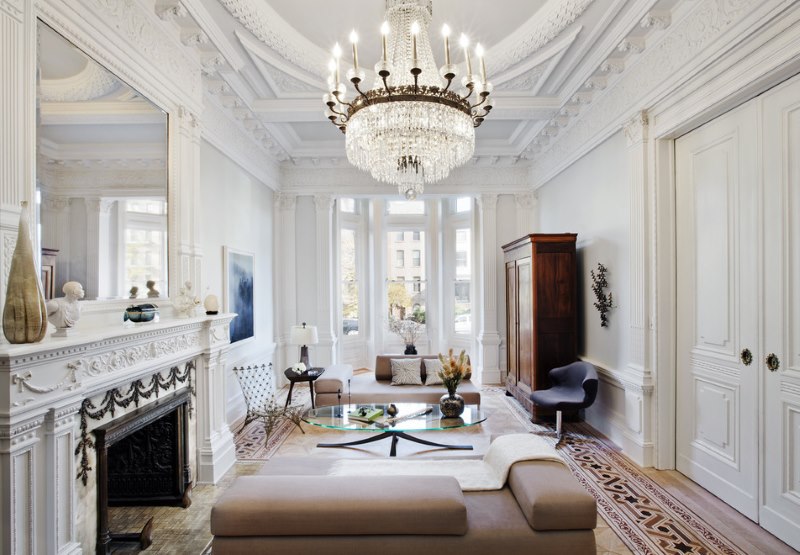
[
  {"left": 766, "top": 353, "right": 780, "bottom": 372},
  {"left": 740, "top": 348, "right": 753, "bottom": 366}
]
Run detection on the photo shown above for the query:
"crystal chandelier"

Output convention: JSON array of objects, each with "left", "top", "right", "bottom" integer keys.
[{"left": 324, "top": 0, "right": 493, "bottom": 199}]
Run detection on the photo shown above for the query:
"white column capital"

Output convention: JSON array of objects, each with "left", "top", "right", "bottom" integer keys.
[
  {"left": 623, "top": 110, "right": 649, "bottom": 146},
  {"left": 514, "top": 192, "right": 537, "bottom": 210},
  {"left": 275, "top": 192, "right": 297, "bottom": 212},
  {"left": 477, "top": 193, "right": 498, "bottom": 212},
  {"left": 313, "top": 194, "right": 334, "bottom": 214}
]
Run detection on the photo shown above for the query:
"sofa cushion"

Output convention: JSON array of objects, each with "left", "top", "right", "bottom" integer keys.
[
  {"left": 507, "top": 460, "right": 597, "bottom": 531},
  {"left": 376, "top": 354, "right": 438, "bottom": 380},
  {"left": 335, "top": 374, "right": 482, "bottom": 405},
  {"left": 390, "top": 358, "right": 423, "bottom": 385},
  {"left": 211, "top": 475, "right": 467, "bottom": 537},
  {"left": 424, "top": 358, "right": 444, "bottom": 385}
]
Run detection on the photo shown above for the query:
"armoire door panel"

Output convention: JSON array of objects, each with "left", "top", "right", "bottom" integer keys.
[
  {"left": 517, "top": 259, "right": 533, "bottom": 388},
  {"left": 506, "top": 262, "right": 518, "bottom": 386},
  {"left": 676, "top": 98, "right": 759, "bottom": 521},
  {"left": 536, "top": 253, "right": 574, "bottom": 318},
  {"left": 761, "top": 74, "right": 800, "bottom": 550}
]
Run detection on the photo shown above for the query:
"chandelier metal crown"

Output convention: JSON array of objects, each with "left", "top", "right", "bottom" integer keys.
[{"left": 324, "top": 0, "right": 493, "bottom": 199}]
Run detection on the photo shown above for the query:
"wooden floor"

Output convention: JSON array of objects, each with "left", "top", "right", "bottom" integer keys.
[{"left": 639, "top": 468, "right": 796, "bottom": 555}]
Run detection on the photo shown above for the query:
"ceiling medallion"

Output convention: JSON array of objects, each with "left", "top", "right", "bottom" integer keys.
[{"left": 324, "top": 0, "right": 493, "bottom": 199}]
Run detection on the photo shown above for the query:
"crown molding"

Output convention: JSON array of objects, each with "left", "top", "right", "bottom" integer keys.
[
  {"left": 180, "top": 0, "right": 247, "bottom": 71},
  {"left": 200, "top": 96, "right": 280, "bottom": 189},
  {"left": 530, "top": 0, "right": 797, "bottom": 188},
  {"left": 217, "top": 0, "right": 328, "bottom": 77}
]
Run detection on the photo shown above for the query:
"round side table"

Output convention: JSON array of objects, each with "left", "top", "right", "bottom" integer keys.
[{"left": 284, "top": 367, "right": 325, "bottom": 409}]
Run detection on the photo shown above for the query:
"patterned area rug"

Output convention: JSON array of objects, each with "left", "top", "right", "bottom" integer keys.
[{"left": 500, "top": 393, "right": 747, "bottom": 555}]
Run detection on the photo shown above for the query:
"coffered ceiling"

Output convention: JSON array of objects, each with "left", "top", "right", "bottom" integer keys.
[{"left": 159, "top": 0, "right": 679, "bottom": 171}]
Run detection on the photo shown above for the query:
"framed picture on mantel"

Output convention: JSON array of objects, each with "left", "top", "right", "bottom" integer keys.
[{"left": 224, "top": 247, "right": 255, "bottom": 344}]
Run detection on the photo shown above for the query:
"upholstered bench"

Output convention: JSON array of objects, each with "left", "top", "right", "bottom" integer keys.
[
  {"left": 314, "top": 355, "right": 481, "bottom": 407},
  {"left": 210, "top": 456, "right": 596, "bottom": 554}
]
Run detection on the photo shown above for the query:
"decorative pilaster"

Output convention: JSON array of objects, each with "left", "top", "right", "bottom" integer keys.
[
  {"left": 195, "top": 317, "right": 236, "bottom": 483},
  {"left": 623, "top": 111, "right": 648, "bottom": 375},
  {"left": 44, "top": 403, "right": 81, "bottom": 554},
  {"left": 313, "top": 194, "right": 336, "bottom": 366},
  {"left": 273, "top": 192, "right": 297, "bottom": 372},
  {"left": 84, "top": 198, "right": 115, "bottom": 298},
  {"left": 0, "top": 414, "right": 44, "bottom": 554},
  {"left": 621, "top": 110, "right": 654, "bottom": 465},
  {"left": 172, "top": 106, "right": 203, "bottom": 298},
  {"left": 477, "top": 194, "right": 502, "bottom": 384}
]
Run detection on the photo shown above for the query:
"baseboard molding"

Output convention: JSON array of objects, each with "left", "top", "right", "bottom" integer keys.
[{"left": 587, "top": 406, "right": 654, "bottom": 467}]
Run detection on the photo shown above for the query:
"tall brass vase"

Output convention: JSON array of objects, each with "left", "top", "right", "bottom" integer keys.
[{"left": 3, "top": 202, "right": 47, "bottom": 343}]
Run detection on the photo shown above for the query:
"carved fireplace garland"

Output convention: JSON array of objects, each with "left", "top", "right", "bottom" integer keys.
[{"left": 75, "top": 360, "right": 196, "bottom": 485}]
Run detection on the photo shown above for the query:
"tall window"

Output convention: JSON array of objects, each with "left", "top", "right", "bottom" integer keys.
[
  {"left": 395, "top": 250, "right": 405, "bottom": 267},
  {"left": 340, "top": 228, "right": 359, "bottom": 336},
  {"left": 454, "top": 228, "right": 471, "bottom": 334},
  {"left": 387, "top": 230, "right": 426, "bottom": 323},
  {"left": 123, "top": 200, "right": 167, "bottom": 291}
]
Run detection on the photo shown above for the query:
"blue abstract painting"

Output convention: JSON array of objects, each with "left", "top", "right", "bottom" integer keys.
[{"left": 225, "top": 249, "right": 254, "bottom": 343}]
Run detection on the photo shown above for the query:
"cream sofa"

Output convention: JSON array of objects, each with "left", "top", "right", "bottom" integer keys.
[
  {"left": 314, "top": 354, "right": 481, "bottom": 407},
  {"left": 211, "top": 455, "right": 597, "bottom": 554}
]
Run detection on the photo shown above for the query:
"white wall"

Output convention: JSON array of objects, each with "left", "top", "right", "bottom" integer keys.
[
  {"left": 199, "top": 141, "right": 276, "bottom": 424},
  {"left": 535, "top": 130, "right": 634, "bottom": 448},
  {"left": 537, "top": 131, "right": 630, "bottom": 371}
]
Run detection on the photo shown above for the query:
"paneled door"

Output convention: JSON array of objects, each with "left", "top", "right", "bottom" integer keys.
[
  {"left": 760, "top": 77, "right": 800, "bottom": 549},
  {"left": 676, "top": 101, "right": 760, "bottom": 520},
  {"left": 677, "top": 72, "right": 800, "bottom": 550}
]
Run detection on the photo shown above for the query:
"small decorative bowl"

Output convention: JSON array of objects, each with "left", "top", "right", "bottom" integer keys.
[{"left": 124, "top": 303, "right": 159, "bottom": 323}]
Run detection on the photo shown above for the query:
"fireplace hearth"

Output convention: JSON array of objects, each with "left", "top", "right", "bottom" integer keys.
[{"left": 94, "top": 388, "right": 192, "bottom": 554}]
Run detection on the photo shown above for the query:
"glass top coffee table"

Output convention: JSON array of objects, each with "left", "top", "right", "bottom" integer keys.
[{"left": 303, "top": 402, "right": 487, "bottom": 457}]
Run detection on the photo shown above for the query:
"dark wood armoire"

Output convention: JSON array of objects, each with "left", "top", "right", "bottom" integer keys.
[{"left": 503, "top": 234, "right": 578, "bottom": 417}]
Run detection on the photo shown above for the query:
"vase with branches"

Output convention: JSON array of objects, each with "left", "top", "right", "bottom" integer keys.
[{"left": 388, "top": 316, "right": 425, "bottom": 354}]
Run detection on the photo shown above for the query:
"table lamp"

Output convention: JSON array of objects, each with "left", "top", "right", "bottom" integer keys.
[{"left": 290, "top": 322, "right": 318, "bottom": 368}]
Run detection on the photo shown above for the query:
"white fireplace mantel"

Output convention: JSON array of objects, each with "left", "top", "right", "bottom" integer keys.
[{"left": 0, "top": 313, "right": 236, "bottom": 554}]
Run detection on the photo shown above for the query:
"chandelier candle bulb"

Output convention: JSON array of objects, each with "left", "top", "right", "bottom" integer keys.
[
  {"left": 333, "top": 42, "right": 342, "bottom": 85},
  {"left": 349, "top": 30, "right": 359, "bottom": 71},
  {"left": 476, "top": 43, "right": 487, "bottom": 83},
  {"left": 442, "top": 24, "right": 451, "bottom": 66},
  {"left": 381, "top": 21, "right": 389, "bottom": 62},
  {"left": 411, "top": 21, "right": 420, "bottom": 64},
  {"left": 460, "top": 34, "right": 472, "bottom": 76}
]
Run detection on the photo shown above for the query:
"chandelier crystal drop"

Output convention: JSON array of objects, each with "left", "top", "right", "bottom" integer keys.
[{"left": 324, "top": 0, "right": 493, "bottom": 198}]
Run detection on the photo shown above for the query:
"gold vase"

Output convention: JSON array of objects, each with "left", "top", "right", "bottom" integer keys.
[{"left": 3, "top": 202, "right": 47, "bottom": 344}]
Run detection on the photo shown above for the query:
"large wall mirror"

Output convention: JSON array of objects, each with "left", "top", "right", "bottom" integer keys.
[{"left": 36, "top": 22, "right": 168, "bottom": 301}]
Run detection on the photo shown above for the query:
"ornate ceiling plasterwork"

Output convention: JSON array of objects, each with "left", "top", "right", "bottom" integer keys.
[
  {"left": 529, "top": 0, "right": 760, "bottom": 187},
  {"left": 39, "top": 62, "right": 121, "bottom": 102},
  {"left": 217, "top": 0, "right": 328, "bottom": 77},
  {"left": 490, "top": 0, "right": 595, "bottom": 75}
]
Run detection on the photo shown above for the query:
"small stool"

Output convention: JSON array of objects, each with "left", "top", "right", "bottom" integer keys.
[{"left": 284, "top": 367, "right": 325, "bottom": 409}]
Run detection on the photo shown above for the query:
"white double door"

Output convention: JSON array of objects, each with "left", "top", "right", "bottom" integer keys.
[{"left": 676, "top": 73, "right": 800, "bottom": 550}]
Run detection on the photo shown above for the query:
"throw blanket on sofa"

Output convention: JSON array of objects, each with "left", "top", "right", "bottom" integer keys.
[{"left": 329, "top": 434, "right": 564, "bottom": 491}]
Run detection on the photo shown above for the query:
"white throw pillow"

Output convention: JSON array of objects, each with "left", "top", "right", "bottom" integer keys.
[
  {"left": 390, "top": 358, "right": 423, "bottom": 386},
  {"left": 424, "top": 359, "right": 445, "bottom": 386}
]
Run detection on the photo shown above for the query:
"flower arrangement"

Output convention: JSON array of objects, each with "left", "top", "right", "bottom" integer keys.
[
  {"left": 437, "top": 349, "right": 471, "bottom": 395},
  {"left": 290, "top": 362, "right": 307, "bottom": 374},
  {"left": 388, "top": 316, "right": 424, "bottom": 346}
]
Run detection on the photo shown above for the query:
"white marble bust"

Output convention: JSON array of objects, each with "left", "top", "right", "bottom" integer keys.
[{"left": 46, "top": 281, "right": 85, "bottom": 334}]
